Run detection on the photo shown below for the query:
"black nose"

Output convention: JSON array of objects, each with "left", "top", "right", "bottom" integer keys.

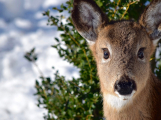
[{"left": 114, "top": 80, "right": 136, "bottom": 95}]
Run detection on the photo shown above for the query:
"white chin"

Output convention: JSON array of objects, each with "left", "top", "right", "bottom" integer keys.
[
  {"left": 115, "top": 90, "right": 136, "bottom": 100},
  {"left": 105, "top": 90, "right": 136, "bottom": 109}
]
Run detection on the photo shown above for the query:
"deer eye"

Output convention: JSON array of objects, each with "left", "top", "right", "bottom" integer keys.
[
  {"left": 102, "top": 48, "right": 110, "bottom": 59},
  {"left": 138, "top": 48, "right": 145, "bottom": 59}
]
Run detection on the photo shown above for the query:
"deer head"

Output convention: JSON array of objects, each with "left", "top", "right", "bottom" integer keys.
[{"left": 72, "top": 0, "right": 161, "bottom": 109}]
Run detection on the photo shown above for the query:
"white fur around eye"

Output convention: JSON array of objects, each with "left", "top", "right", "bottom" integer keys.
[
  {"left": 136, "top": 45, "right": 146, "bottom": 62},
  {"left": 102, "top": 43, "right": 112, "bottom": 63},
  {"left": 102, "top": 58, "right": 110, "bottom": 63},
  {"left": 138, "top": 58, "right": 146, "bottom": 62}
]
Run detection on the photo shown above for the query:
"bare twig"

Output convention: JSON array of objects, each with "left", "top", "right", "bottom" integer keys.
[
  {"left": 112, "top": 0, "right": 121, "bottom": 17},
  {"left": 121, "top": 0, "right": 139, "bottom": 20}
]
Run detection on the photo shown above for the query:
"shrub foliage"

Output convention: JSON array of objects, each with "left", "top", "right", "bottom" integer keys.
[{"left": 25, "top": 0, "right": 161, "bottom": 119}]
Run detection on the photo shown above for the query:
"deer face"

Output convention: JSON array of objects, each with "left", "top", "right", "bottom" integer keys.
[
  {"left": 72, "top": 0, "right": 161, "bottom": 108},
  {"left": 94, "top": 21, "right": 153, "bottom": 100}
]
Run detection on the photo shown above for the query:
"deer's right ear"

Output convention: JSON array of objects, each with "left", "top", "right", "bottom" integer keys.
[
  {"left": 139, "top": 0, "right": 161, "bottom": 46},
  {"left": 71, "top": 0, "right": 108, "bottom": 44}
]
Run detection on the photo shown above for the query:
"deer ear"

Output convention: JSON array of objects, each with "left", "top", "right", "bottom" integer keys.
[
  {"left": 139, "top": 0, "right": 161, "bottom": 46},
  {"left": 71, "top": 0, "right": 108, "bottom": 43}
]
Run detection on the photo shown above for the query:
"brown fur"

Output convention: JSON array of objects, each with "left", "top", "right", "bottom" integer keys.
[
  {"left": 103, "top": 73, "right": 161, "bottom": 120},
  {"left": 72, "top": 0, "right": 161, "bottom": 119}
]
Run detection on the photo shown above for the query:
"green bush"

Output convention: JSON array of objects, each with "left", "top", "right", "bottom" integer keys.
[{"left": 25, "top": 0, "right": 161, "bottom": 119}]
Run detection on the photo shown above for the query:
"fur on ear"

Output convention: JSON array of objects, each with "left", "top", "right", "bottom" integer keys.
[
  {"left": 72, "top": 0, "right": 108, "bottom": 42},
  {"left": 139, "top": 0, "right": 161, "bottom": 46}
]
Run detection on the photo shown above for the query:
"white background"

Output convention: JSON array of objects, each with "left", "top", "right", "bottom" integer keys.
[{"left": 0, "top": 0, "right": 79, "bottom": 120}]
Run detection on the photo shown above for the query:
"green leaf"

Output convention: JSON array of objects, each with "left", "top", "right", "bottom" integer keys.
[
  {"left": 30, "top": 47, "right": 35, "bottom": 53},
  {"left": 36, "top": 80, "right": 39, "bottom": 86},
  {"left": 55, "top": 37, "right": 59, "bottom": 42},
  {"left": 96, "top": 0, "right": 103, "bottom": 7},
  {"left": 46, "top": 10, "right": 50, "bottom": 16}
]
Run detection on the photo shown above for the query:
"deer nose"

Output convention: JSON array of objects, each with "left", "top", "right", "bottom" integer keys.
[{"left": 114, "top": 80, "right": 136, "bottom": 95}]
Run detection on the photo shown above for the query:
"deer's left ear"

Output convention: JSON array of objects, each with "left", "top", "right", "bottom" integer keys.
[
  {"left": 139, "top": 0, "right": 161, "bottom": 46},
  {"left": 71, "top": 0, "right": 108, "bottom": 43}
]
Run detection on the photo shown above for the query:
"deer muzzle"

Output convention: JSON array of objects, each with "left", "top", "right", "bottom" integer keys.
[{"left": 114, "top": 78, "right": 136, "bottom": 96}]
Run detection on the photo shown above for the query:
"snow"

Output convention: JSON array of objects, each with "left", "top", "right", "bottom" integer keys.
[
  {"left": 0, "top": 19, "right": 7, "bottom": 29},
  {"left": 43, "top": 0, "right": 68, "bottom": 8},
  {"left": 0, "top": 0, "right": 79, "bottom": 120},
  {"left": 14, "top": 18, "right": 32, "bottom": 29}
]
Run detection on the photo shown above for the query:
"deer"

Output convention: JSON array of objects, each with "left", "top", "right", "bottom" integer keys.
[{"left": 71, "top": 0, "right": 161, "bottom": 119}]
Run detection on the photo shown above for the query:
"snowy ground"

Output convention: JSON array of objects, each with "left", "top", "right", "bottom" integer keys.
[{"left": 0, "top": 0, "right": 79, "bottom": 120}]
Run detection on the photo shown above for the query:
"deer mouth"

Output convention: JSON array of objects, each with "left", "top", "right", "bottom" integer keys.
[{"left": 115, "top": 90, "right": 136, "bottom": 100}]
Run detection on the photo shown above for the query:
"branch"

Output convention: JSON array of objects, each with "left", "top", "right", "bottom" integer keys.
[{"left": 121, "top": 0, "right": 140, "bottom": 20}]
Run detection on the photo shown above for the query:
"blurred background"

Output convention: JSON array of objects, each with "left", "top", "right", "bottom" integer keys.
[
  {"left": 0, "top": 0, "right": 79, "bottom": 119},
  {"left": 1, "top": 0, "right": 161, "bottom": 120}
]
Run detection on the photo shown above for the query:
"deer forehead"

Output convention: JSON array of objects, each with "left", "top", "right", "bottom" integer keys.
[{"left": 96, "top": 21, "right": 150, "bottom": 51}]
